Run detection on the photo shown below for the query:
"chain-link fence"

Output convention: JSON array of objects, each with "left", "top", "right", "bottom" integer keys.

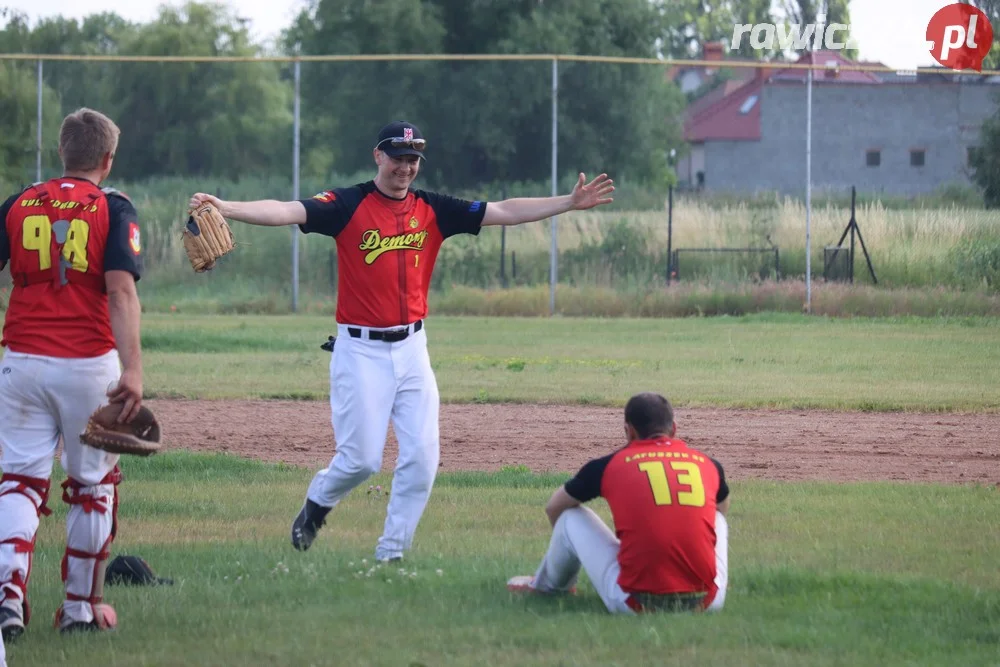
[{"left": 2, "top": 53, "right": 999, "bottom": 312}]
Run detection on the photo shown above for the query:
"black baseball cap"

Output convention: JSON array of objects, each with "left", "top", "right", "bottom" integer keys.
[{"left": 375, "top": 121, "right": 426, "bottom": 160}]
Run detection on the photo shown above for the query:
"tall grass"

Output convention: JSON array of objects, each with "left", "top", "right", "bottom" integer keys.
[{"left": 2, "top": 177, "right": 998, "bottom": 313}]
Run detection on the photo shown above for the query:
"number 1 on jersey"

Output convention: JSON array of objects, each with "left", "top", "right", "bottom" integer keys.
[{"left": 638, "top": 461, "right": 706, "bottom": 507}]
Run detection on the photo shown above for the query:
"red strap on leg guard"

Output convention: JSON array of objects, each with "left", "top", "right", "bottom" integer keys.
[
  {"left": 1, "top": 550, "right": 36, "bottom": 625},
  {"left": 61, "top": 546, "right": 111, "bottom": 590},
  {"left": 61, "top": 466, "right": 122, "bottom": 532},
  {"left": 60, "top": 467, "right": 121, "bottom": 608},
  {"left": 0, "top": 475, "right": 49, "bottom": 627},
  {"left": 0, "top": 538, "right": 34, "bottom": 554},
  {"left": 0, "top": 473, "right": 53, "bottom": 516}
]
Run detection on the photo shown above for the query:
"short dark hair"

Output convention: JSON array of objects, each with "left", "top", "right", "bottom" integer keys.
[
  {"left": 59, "top": 108, "right": 119, "bottom": 172},
  {"left": 624, "top": 392, "right": 674, "bottom": 438}
]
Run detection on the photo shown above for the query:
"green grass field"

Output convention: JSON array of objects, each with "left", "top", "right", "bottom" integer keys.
[
  {"left": 6, "top": 455, "right": 999, "bottom": 667},
  {"left": 142, "top": 313, "right": 1000, "bottom": 411},
  {"left": 3, "top": 314, "right": 1000, "bottom": 666}
]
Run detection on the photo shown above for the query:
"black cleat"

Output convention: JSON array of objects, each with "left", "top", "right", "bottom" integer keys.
[
  {"left": 53, "top": 603, "right": 116, "bottom": 635},
  {"left": 59, "top": 620, "right": 100, "bottom": 635},
  {"left": 291, "top": 499, "right": 332, "bottom": 551},
  {"left": 0, "top": 602, "right": 24, "bottom": 642}
]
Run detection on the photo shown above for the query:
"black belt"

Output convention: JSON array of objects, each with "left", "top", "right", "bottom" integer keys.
[{"left": 347, "top": 319, "right": 423, "bottom": 342}]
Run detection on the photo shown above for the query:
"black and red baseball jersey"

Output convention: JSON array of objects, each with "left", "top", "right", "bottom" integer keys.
[
  {"left": 564, "top": 437, "right": 729, "bottom": 605},
  {"left": 0, "top": 177, "right": 143, "bottom": 358},
  {"left": 298, "top": 182, "right": 486, "bottom": 328}
]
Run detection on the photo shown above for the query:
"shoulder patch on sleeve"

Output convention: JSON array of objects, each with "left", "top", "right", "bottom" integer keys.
[
  {"left": 312, "top": 190, "right": 337, "bottom": 203},
  {"left": 128, "top": 221, "right": 142, "bottom": 255}
]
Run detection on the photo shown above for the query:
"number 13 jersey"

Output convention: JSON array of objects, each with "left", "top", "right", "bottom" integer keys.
[
  {"left": 0, "top": 177, "right": 143, "bottom": 358},
  {"left": 564, "top": 437, "right": 729, "bottom": 601}
]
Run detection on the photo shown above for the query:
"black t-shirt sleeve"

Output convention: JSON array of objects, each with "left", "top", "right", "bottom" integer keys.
[
  {"left": 103, "top": 193, "right": 143, "bottom": 280},
  {"left": 420, "top": 191, "right": 486, "bottom": 239},
  {"left": 711, "top": 458, "right": 730, "bottom": 504},
  {"left": 0, "top": 193, "right": 18, "bottom": 267},
  {"left": 298, "top": 187, "right": 361, "bottom": 238},
  {"left": 564, "top": 453, "right": 614, "bottom": 503}
]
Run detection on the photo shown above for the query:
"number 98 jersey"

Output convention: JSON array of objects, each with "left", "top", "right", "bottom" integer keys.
[{"left": 0, "top": 177, "right": 143, "bottom": 358}]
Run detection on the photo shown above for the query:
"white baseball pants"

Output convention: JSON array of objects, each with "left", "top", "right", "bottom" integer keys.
[
  {"left": 0, "top": 349, "right": 122, "bottom": 626},
  {"left": 531, "top": 506, "right": 729, "bottom": 614},
  {"left": 306, "top": 323, "right": 439, "bottom": 561}
]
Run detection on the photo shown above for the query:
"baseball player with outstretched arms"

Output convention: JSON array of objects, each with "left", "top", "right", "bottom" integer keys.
[
  {"left": 0, "top": 108, "right": 144, "bottom": 638},
  {"left": 189, "top": 120, "right": 614, "bottom": 562},
  {"left": 507, "top": 392, "right": 730, "bottom": 614}
]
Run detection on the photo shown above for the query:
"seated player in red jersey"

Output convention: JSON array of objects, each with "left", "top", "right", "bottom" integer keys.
[{"left": 507, "top": 392, "right": 730, "bottom": 614}]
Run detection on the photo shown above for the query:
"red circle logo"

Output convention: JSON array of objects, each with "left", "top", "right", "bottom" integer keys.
[{"left": 927, "top": 3, "right": 993, "bottom": 71}]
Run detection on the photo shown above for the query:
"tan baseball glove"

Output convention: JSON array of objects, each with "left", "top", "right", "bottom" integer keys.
[
  {"left": 80, "top": 404, "right": 162, "bottom": 456},
  {"left": 183, "top": 202, "right": 235, "bottom": 272}
]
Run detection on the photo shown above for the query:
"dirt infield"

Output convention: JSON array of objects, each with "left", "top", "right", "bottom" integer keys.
[{"left": 149, "top": 399, "right": 1000, "bottom": 485}]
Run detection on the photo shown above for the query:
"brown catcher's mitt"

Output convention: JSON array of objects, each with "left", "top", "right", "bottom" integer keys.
[
  {"left": 80, "top": 404, "right": 162, "bottom": 456},
  {"left": 183, "top": 202, "right": 235, "bottom": 272}
]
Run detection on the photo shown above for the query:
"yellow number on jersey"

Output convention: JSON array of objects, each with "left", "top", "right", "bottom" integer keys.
[
  {"left": 64, "top": 219, "right": 91, "bottom": 272},
  {"left": 22, "top": 215, "right": 52, "bottom": 269},
  {"left": 670, "top": 461, "right": 706, "bottom": 507},
  {"left": 638, "top": 460, "right": 707, "bottom": 507},
  {"left": 20, "top": 216, "right": 91, "bottom": 272}
]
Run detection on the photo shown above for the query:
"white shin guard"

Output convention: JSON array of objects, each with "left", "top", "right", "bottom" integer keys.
[
  {"left": 60, "top": 469, "right": 120, "bottom": 624},
  {"left": 0, "top": 474, "right": 53, "bottom": 624}
]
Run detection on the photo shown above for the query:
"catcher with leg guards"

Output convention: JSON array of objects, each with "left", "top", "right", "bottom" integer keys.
[{"left": 0, "top": 108, "right": 145, "bottom": 638}]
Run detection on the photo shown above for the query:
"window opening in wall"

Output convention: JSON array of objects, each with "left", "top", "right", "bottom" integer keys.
[
  {"left": 910, "top": 149, "right": 925, "bottom": 167},
  {"left": 866, "top": 150, "right": 880, "bottom": 167}
]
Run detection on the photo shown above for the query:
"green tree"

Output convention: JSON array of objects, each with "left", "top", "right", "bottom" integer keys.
[
  {"left": 775, "top": 0, "right": 856, "bottom": 58},
  {"left": 107, "top": 2, "right": 293, "bottom": 179},
  {"left": 964, "top": 1, "right": 1000, "bottom": 70},
  {"left": 285, "top": 0, "right": 686, "bottom": 190},
  {"left": 969, "top": 100, "right": 1000, "bottom": 207},
  {"left": 651, "top": 0, "right": 774, "bottom": 59},
  {"left": 0, "top": 4, "right": 292, "bottom": 180},
  {"left": 0, "top": 61, "right": 61, "bottom": 186},
  {"left": 0, "top": 12, "right": 137, "bottom": 145},
  {"left": 491, "top": 0, "right": 686, "bottom": 187},
  {"left": 282, "top": 0, "right": 447, "bottom": 181}
]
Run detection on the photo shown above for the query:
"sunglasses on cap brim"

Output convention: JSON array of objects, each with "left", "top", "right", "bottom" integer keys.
[{"left": 377, "top": 137, "right": 427, "bottom": 151}]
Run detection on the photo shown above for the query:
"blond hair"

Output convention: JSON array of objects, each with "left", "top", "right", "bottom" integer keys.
[{"left": 59, "top": 108, "right": 120, "bottom": 172}]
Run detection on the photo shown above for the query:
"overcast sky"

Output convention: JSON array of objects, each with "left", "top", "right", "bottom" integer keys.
[{"left": 5, "top": 0, "right": 954, "bottom": 69}]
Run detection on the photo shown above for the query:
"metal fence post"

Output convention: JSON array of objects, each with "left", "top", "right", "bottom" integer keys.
[
  {"left": 549, "top": 57, "right": 558, "bottom": 316},
  {"left": 500, "top": 186, "right": 507, "bottom": 287},
  {"left": 666, "top": 184, "right": 673, "bottom": 285},
  {"left": 805, "top": 65, "right": 813, "bottom": 313},
  {"left": 36, "top": 59, "right": 43, "bottom": 182},
  {"left": 292, "top": 57, "right": 301, "bottom": 313}
]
